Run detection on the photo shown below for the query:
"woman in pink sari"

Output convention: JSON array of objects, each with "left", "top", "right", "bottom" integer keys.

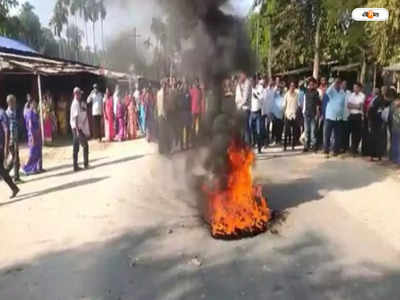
[
  {"left": 125, "top": 93, "right": 138, "bottom": 140},
  {"left": 103, "top": 88, "right": 115, "bottom": 142},
  {"left": 114, "top": 97, "right": 126, "bottom": 142}
]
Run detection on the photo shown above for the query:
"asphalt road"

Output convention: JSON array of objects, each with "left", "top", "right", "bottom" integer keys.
[{"left": 1, "top": 140, "right": 400, "bottom": 300}]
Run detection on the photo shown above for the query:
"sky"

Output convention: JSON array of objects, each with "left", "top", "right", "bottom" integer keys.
[{"left": 11, "top": 0, "right": 254, "bottom": 49}]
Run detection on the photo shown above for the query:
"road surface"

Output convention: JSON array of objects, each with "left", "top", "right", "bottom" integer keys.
[{"left": 1, "top": 139, "right": 400, "bottom": 300}]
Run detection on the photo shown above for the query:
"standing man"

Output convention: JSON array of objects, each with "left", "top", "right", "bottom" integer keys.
[
  {"left": 157, "top": 79, "right": 168, "bottom": 154},
  {"left": 303, "top": 78, "right": 321, "bottom": 152},
  {"left": 347, "top": 82, "right": 366, "bottom": 156},
  {"left": 341, "top": 81, "right": 351, "bottom": 153},
  {"left": 70, "top": 87, "right": 90, "bottom": 172},
  {"left": 261, "top": 78, "right": 275, "bottom": 147},
  {"left": 316, "top": 77, "right": 328, "bottom": 151},
  {"left": 5, "top": 95, "right": 21, "bottom": 183},
  {"left": 272, "top": 85, "right": 285, "bottom": 145},
  {"left": 249, "top": 77, "right": 263, "bottom": 153},
  {"left": 324, "top": 79, "right": 346, "bottom": 158},
  {"left": 283, "top": 81, "right": 299, "bottom": 151},
  {"left": 235, "top": 72, "right": 251, "bottom": 145},
  {"left": 0, "top": 106, "right": 19, "bottom": 199},
  {"left": 113, "top": 85, "right": 121, "bottom": 134},
  {"left": 87, "top": 84, "right": 103, "bottom": 142}
]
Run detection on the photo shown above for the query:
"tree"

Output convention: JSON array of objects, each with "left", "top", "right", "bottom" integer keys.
[
  {"left": 0, "top": 0, "right": 18, "bottom": 35},
  {"left": 50, "top": 0, "right": 69, "bottom": 37},
  {"left": 0, "top": 0, "right": 18, "bottom": 21},
  {"left": 252, "top": 0, "right": 279, "bottom": 78},
  {"left": 66, "top": 23, "right": 82, "bottom": 60},
  {"left": 40, "top": 27, "right": 59, "bottom": 57},
  {"left": 18, "top": 2, "right": 42, "bottom": 50},
  {"left": 69, "top": 0, "right": 89, "bottom": 48},
  {"left": 99, "top": 0, "right": 106, "bottom": 52},
  {"left": 367, "top": 0, "right": 400, "bottom": 65},
  {"left": 86, "top": 0, "right": 99, "bottom": 52}
]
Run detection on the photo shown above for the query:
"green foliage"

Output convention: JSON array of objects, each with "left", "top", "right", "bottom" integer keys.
[
  {"left": 18, "top": 2, "right": 42, "bottom": 49},
  {"left": 367, "top": 0, "right": 400, "bottom": 64},
  {"left": 249, "top": 0, "right": 400, "bottom": 73}
]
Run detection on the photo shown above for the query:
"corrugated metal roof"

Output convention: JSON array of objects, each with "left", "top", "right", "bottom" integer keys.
[
  {"left": 0, "top": 36, "right": 37, "bottom": 53},
  {"left": 0, "top": 48, "right": 129, "bottom": 80}
]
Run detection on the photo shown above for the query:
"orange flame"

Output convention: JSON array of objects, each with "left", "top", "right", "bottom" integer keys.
[{"left": 205, "top": 140, "right": 271, "bottom": 238}]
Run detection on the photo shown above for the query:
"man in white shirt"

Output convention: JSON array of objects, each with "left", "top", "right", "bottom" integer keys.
[
  {"left": 235, "top": 72, "right": 251, "bottom": 144},
  {"left": 261, "top": 78, "right": 275, "bottom": 146},
  {"left": 70, "top": 87, "right": 90, "bottom": 172},
  {"left": 157, "top": 80, "right": 169, "bottom": 154},
  {"left": 113, "top": 85, "right": 120, "bottom": 133},
  {"left": 283, "top": 81, "right": 299, "bottom": 151},
  {"left": 347, "top": 82, "right": 366, "bottom": 155},
  {"left": 87, "top": 83, "right": 103, "bottom": 142},
  {"left": 249, "top": 78, "right": 263, "bottom": 153}
]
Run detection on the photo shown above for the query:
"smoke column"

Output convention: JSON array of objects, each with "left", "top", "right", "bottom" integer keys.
[{"left": 155, "top": 1, "right": 256, "bottom": 217}]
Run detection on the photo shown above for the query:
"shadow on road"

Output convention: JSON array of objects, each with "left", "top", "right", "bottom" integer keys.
[
  {"left": 0, "top": 228, "right": 399, "bottom": 299},
  {"left": 20, "top": 155, "right": 146, "bottom": 184},
  {"left": 0, "top": 177, "right": 109, "bottom": 207},
  {"left": 263, "top": 159, "right": 390, "bottom": 211}
]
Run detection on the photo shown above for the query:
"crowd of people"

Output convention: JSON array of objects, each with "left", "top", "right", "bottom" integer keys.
[
  {"left": 231, "top": 72, "right": 400, "bottom": 165},
  {"left": 1, "top": 71, "right": 400, "bottom": 199},
  {"left": 0, "top": 76, "right": 209, "bottom": 198}
]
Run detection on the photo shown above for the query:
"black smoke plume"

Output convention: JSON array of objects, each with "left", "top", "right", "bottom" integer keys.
[{"left": 156, "top": 1, "right": 256, "bottom": 205}]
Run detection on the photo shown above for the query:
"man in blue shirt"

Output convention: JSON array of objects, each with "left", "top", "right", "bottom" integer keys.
[
  {"left": 324, "top": 78, "right": 346, "bottom": 157},
  {"left": 0, "top": 107, "right": 20, "bottom": 199},
  {"left": 272, "top": 85, "right": 285, "bottom": 145},
  {"left": 5, "top": 95, "right": 21, "bottom": 182}
]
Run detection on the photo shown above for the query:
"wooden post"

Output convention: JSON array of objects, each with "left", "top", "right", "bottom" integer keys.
[{"left": 37, "top": 74, "right": 45, "bottom": 146}]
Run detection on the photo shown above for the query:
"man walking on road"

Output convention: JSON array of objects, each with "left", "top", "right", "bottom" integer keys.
[
  {"left": 70, "top": 87, "right": 90, "bottom": 172},
  {"left": 5, "top": 95, "right": 21, "bottom": 183},
  {"left": 0, "top": 107, "right": 19, "bottom": 199},
  {"left": 87, "top": 84, "right": 103, "bottom": 142}
]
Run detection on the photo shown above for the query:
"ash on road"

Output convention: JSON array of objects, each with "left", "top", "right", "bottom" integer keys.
[{"left": 1, "top": 139, "right": 400, "bottom": 300}]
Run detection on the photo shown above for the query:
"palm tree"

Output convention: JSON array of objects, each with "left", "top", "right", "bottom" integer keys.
[
  {"left": 50, "top": 0, "right": 69, "bottom": 37},
  {"left": 99, "top": 0, "right": 106, "bottom": 52},
  {"left": 86, "top": 0, "right": 99, "bottom": 53},
  {"left": 50, "top": 0, "right": 70, "bottom": 57},
  {"left": 66, "top": 23, "right": 83, "bottom": 60}
]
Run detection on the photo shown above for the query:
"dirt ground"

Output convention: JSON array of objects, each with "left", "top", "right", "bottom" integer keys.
[{"left": 1, "top": 139, "right": 400, "bottom": 300}]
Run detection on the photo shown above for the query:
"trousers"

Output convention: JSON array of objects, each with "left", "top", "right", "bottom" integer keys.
[
  {"left": 73, "top": 131, "right": 89, "bottom": 169},
  {"left": 0, "top": 149, "right": 18, "bottom": 192}
]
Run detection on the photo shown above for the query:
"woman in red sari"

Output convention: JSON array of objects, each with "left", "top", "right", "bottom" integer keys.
[
  {"left": 103, "top": 88, "right": 115, "bottom": 142},
  {"left": 125, "top": 92, "right": 138, "bottom": 140}
]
